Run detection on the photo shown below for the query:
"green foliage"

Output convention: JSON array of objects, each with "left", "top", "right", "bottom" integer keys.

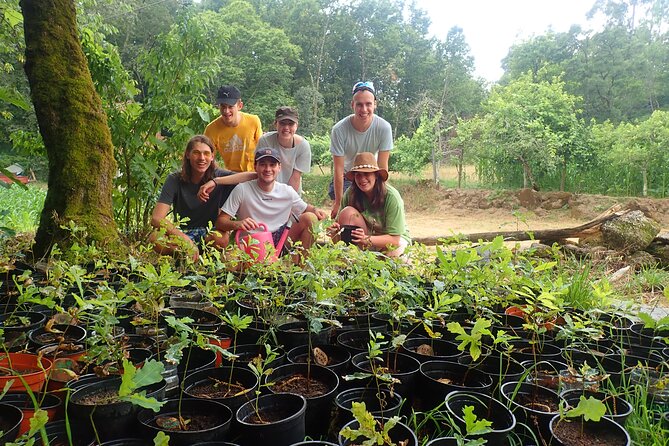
[
  {"left": 565, "top": 396, "right": 607, "bottom": 422},
  {"left": 0, "top": 184, "right": 45, "bottom": 235},
  {"left": 391, "top": 113, "right": 441, "bottom": 175},
  {"left": 340, "top": 401, "right": 401, "bottom": 446},
  {"left": 462, "top": 405, "right": 493, "bottom": 436},
  {"left": 118, "top": 358, "right": 166, "bottom": 411}
]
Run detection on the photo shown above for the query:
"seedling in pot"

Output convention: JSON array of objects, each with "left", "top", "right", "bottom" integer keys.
[
  {"left": 555, "top": 395, "right": 607, "bottom": 436},
  {"left": 340, "top": 401, "right": 405, "bottom": 446},
  {"left": 247, "top": 344, "right": 280, "bottom": 423}
]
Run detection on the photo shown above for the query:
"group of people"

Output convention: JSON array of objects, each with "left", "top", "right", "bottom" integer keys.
[{"left": 150, "top": 82, "right": 410, "bottom": 262}]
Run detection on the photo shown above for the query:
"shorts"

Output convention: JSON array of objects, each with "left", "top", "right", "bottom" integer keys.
[
  {"left": 183, "top": 227, "right": 208, "bottom": 245},
  {"left": 328, "top": 177, "right": 353, "bottom": 200}
]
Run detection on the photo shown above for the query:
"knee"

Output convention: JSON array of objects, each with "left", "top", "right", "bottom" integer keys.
[{"left": 336, "top": 206, "right": 359, "bottom": 224}]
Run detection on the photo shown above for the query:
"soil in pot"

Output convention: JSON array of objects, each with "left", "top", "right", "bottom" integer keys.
[
  {"left": 287, "top": 344, "right": 351, "bottom": 376},
  {"left": 272, "top": 373, "right": 330, "bottom": 398},
  {"left": 183, "top": 366, "right": 258, "bottom": 416},
  {"left": 235, "top": 393, "right": 307, "bottom": 446},
  {"left": 550, "top": 415, "right": 630, "bottom": 446},
  {"left": 138, "top": 398, "right": 232, "bottom": 446}
]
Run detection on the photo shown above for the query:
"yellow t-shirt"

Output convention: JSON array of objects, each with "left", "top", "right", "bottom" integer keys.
[{"left": 204, "top": 112, "right": 262, "bottom": 172}]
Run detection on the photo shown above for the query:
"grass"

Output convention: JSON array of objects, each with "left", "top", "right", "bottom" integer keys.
[{"left": 0, "top": 184, "right": 45, "bottom": 236}]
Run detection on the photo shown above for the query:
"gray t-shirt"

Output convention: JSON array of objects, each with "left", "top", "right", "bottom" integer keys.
[
  {"left": 330, "top": 114, "right": 393, "bottom": 172},
  {"left": 157, "top": 168, "right": 233, "bottom": 229},
  {"left": 221, "top": 180, "right": 308, "bottom": 233},
  {"left": 256, "top": 132, "right": 311, "bottom": 193}
]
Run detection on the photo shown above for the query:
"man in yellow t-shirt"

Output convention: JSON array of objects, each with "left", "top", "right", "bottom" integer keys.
[{"left": 204, "top": 85, "right": 262, "bottom": 172}]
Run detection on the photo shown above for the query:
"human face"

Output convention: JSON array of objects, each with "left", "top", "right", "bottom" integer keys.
[
  {"left": 255, "top": 158, "right": 281, "bottom": 185},
  {"left": 218, "top": 101, "right": 243, "bottom": 126},
  {"left": 188, "top": 142, "right": 214, "bottom": 176},
  {"left": 354, "top": 171, "right": 377, "bottom": 196},
  {"left": 351, "top": 90, "right": 376, "bottom": 124},
  {"left": 276, "top": 119, "right": 298, "bottom": 141}
]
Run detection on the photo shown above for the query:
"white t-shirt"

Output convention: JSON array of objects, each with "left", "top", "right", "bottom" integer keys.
[
  {"left": 221, "top": 180, "right": 308, "bottom": 233},
  {"left": 256, "top": 132, "right": 311, "bottom": 193},
  {"left": 330, "top": 114, "right": 393, "bottom": 172}
]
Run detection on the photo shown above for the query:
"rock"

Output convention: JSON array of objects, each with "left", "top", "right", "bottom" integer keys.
[
  {"left": 627, "top": 251, "right": 659, "bottom": 270},
  {"left": 609, "top": 266, "right": 633, "bottom": 283},
  {"left": 518, "top": 188, "right": 539, "bottom": 210},
  {"left": 600, "top": 210, "right": 661, "bottom": 252},
  {"left": 645, "top": 241, "right": 669, "bottom": 268}
]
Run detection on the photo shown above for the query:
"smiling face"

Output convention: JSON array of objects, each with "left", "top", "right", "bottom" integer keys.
[
  {"left": 276, "top": 119, "right": 298, "bottom": 143},
  {"left": 187, "top": 142, "right": 214, "bottom": 179},
  {"left": 351, "top": 90, "right": 376, "bottom": 126},
  {"left": 353, "top": 171, "right": 377, "bottom": 196},
  {"left": 255, "top": 158, "right": 281, "bottom": 186},
  {"left": 218, "top": 100, "right": 243, "bottom": 127}
]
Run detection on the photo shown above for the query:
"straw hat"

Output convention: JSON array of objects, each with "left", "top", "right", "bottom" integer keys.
[{"left": 344, "top": 152, "right": 388, "bottom": 181}]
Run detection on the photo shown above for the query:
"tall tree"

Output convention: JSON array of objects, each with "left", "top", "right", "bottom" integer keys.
[{"left": 21, "top": 0, "right": 120, "bottom": 256}]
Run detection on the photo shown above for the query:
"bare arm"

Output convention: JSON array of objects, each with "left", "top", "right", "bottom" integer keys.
[
  {"left": 377, "top": 150, "right": 390, "bottom": 171},
  {"left": 215, "top": 212, "right": 259, "bottom": 233},
  {"left": 198, "top": 172, "right": 257, "bottom": 202},
  {"left": 287, "top": 169, "right": 302, "bottom": 193},
  {"left": 151, "top": 202, "right": 190, "bottom": 242},
  {"left": 331, "top": 155, "right": 345, "bottom": 218}
]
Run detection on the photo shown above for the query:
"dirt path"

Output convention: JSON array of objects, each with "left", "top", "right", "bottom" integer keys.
[{"left": 406, "top": 208, "right": 586, "bottom": 238}]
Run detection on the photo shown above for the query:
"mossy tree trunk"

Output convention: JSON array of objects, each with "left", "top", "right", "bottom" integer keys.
[{"left": 21, "top": 0, "right": 122, "bottom": 258}]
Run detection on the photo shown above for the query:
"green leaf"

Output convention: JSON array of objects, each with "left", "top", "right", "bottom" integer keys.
[
  {"left": 119, "top": 391, "right": 165, "bottom": 411},
  {"left": 566, "top": 396, "right": 606, "bottom": 422},
  {"left": 463, "top": 405, "right": 493, "bottom": 435},
  {"left": 153, "top": 431, "right": 170, "bottom": 446}
]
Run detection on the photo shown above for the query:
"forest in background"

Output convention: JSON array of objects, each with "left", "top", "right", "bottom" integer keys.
[{"left": 1, "top": 0, "right": 668, "bottom": 235}]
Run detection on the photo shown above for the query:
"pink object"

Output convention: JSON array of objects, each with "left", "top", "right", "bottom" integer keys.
[{"left": 235, "top": 223, "right": 289, "bottom": 263}]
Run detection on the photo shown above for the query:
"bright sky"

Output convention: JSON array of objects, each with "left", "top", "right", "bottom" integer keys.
[{"left": 415, "top": 0, "right": 602, "bottom": 82}]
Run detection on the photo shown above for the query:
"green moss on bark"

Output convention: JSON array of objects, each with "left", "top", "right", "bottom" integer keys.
[{"left": 21, "top": 0, "right": 125, "bottom": 258}]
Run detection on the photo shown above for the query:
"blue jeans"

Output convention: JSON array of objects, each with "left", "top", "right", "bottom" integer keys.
[
  {"left": 184, "top": 227, "right": 207, "bottom": 245},
  {"left": 328, "top": 177, "right": 353, "bottom": 200}
]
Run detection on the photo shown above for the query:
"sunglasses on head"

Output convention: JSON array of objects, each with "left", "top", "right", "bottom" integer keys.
[{"left": 352, "top": 81, "right": 375, "bottom": 96}]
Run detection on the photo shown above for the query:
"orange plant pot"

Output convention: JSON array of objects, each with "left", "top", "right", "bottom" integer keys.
[
  {"left": 0, "top": 353, "right": 52, "bottom": 393},
  {"left": 3, "top": 393, "right": 61, "bottom": 435}
]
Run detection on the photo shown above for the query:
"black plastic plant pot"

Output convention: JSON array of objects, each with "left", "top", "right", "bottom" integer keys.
[
  {"left": 287, "top": 344, "right": 351, "bottom": 376},
  {"left": 138, "top": 398, "right": 233, "bottom": 446},
  {"left": 191, "top": 443, "right": 240, "bottom": 446},
  {"left": 152, "top": 346, "right": 216, "bottom": 396},
  {"left": 167, "top": 307, "right": 221, "bottom": 334},
  {"left": 425, "top": 438, "right": 458, "bottom": 446},
  {"left": 267, "top": 363, "right": 339, "bottom": 439},
  {"left": 444, "top": 390, "right": 516, "bottom": 444},
  {"left": 560, "top": 389, "right": 633, "bottom": 426},
  {"left": 418, "top": 361, "right": 493, "bottom": 411},
  {"left": 499, "top": 381, "right": 563, "bottom": 443},
  {"left": 235, "top": 393, "right": 307, "bottom": 446},
  {"left": 549, "top": 413, "right": 631, "bottom": 446},
  {"left": 276, "top": 321, "right": 333, "bottom": 351},
  {"left": 228, "top": 344, "right": 285, "bottom": 371},
  {"left": 332, "top": 387, "right": 403, "bottom": 436},
  {"left": 350, "top": 351, "right": 420, "bottom": 407},
  {"left": 507, "top": 338, "right": 562, "bottom": 363},
  {"left": 99, "top": 439, "right": 152, "bottom": 446},
  {"left": 338, "top": 416, "right": 417, "bottom": 446},
  {"left": 0, "top": 402, "right": 23, "bottom": 445},
  {"left": 183, "top": 365, "right": 258, "bottom": 416},
  {"left": 68, "top": 376, "right": 166, "bottom": 442},
  {"left": 220, "top": 318, "right": 271, "bottom": 345},
  {"left": 289, "top": 442, "right": 338, "bottom": 446},
  {"left": 28, "top": 323, "right": 87, "bottom": 348},
  {"left": 459, "top": 353, "right": 526, "bottom": 389},
  {"left": 336, "top": 330, "right": 378, "bottom": 355},
  {"left": 0, "top": 311, "right": 47, "bottom": 351},
  {"left": 519, "top": 359, "right": 568, "bottom": 392},
  {"left": 400, "top": 337, "right": 462, "bottom": 363}
]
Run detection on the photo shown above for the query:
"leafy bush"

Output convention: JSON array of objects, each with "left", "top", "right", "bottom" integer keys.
[{"left": 0, "top": 184, "right": 46, "bottom": 236}]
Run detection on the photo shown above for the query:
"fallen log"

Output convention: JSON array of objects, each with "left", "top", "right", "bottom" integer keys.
[{"left": 413, "top": 205, "right": 629, "bottom": 246}]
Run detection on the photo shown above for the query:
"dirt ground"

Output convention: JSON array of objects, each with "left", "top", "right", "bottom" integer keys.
[{"left": 401, "top": 186, "right": 669, "bottom": 238}]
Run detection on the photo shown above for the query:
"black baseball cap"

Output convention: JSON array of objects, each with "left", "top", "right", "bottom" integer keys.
[
  {"left": 254, "top": 147, "right": 281, "bottom": 163},
  {"left": 215, "top": 85, "right": 241, "bottom": 106}
]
